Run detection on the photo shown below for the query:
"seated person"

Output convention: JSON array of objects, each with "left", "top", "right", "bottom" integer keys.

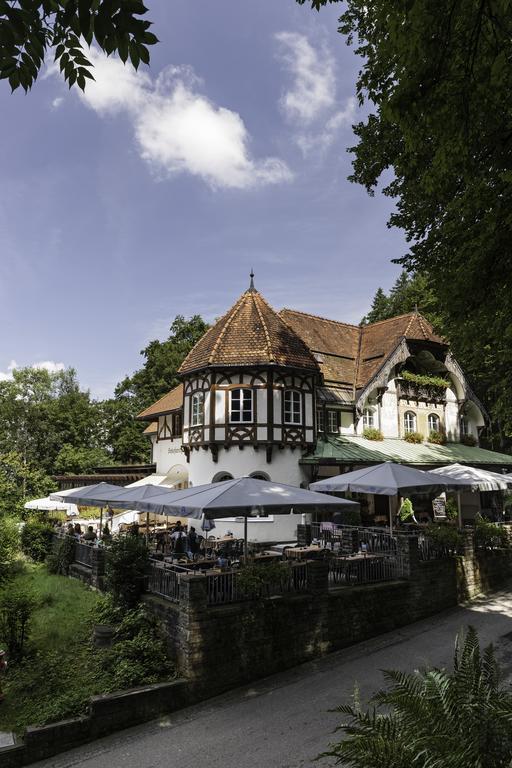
[{"left": 83, "top": 525, "right": 97, "bottom": 542}]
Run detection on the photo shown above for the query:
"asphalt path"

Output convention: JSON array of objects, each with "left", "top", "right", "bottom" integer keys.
[{"left": 33, "top": 589, "right": 512, "bottom": 768}]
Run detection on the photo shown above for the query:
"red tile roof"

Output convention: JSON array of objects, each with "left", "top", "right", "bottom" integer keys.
[
  {"left": 137, "top": 384, "right": 183, "bottom": 421},
  {"left": 178, "top": 289, "right": 319, "bottom": 374}
]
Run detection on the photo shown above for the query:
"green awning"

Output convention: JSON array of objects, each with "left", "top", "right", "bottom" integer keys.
[{"left": 300, "top": 435, "right": 512, "bottom": 468}]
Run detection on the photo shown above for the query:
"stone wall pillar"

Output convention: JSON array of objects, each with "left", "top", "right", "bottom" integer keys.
[
  {"left": 91, "top": 547, "right": 106, "bottom": 590},
  {"left": 306, "top": 559, "right": 329, "bottom": 594},
  {"left": 397, "top": 534, "right": 419, "bottom": 578},
  {"left": 176, "top": 574, "right": 208, "bottom": 680}
]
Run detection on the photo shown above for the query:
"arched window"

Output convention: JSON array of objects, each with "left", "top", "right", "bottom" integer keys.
[
  {"left": 428, "top": 413, "right": 440, "bottom": 432},
  {"left": 284, "top": 390, "right": 301, "bottom": 424},
  {"left": 362, "top": 408, "right": 375, "bottom": 428},
  {"left": 230, "top": 388, "right": 253, "bottom": 422},
  {"left": 460, "top": 416, "right": 468, "bottom": 436},
  {"left": 250, "top": 471, "right": 270, "bottom": 481},
  {"left": 191, "top": 392, "right": 204, "bottom": 426},
  {"left": 212, "top": 472, "right": 233, "bottom": 483},
  {"left": 404, "top": 411, "right": 417, "bottom": 434}
]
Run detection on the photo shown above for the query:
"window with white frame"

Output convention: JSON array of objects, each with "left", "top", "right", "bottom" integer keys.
[
  {"left": 191, "top": 392, "right": 204, "bottom": 426},
  {"left": 230, "top": 388, "right": 253, "bottom": 423},
  {"left": 428, "top": 413, "right": 440, "bottom": 432},
  {"left": 404, "top": 411, "right": 417, "bottom": 434},
  {"left": 284, "top": 390, "right": 301, "bottom": 424},
  {"left": 460, "top": 416, "right": 468, "bottom": 436},
  {"left": 316, "top": 409, "right": 325, "bottom": 432},
  {"left": 363, "top": 408, "right": 375, "bottom": 428},
  {"left": 327, "top": 410, "right": 339, "bottom": 433}
]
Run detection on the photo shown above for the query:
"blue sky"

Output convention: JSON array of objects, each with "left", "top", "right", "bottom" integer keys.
[{"left": 0, "top": 0, "right": 406, "bottom": 397}]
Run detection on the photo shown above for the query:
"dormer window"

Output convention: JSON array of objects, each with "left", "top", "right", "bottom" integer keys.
[
  {"left": 230, "top": 388, "right": 253, "bottom": 423},
  {"left": 191, "top": 392, "right": 204, "bottom": 426},
  {"left": 284, "top": 390, "right": 301, "bottom": 424}
]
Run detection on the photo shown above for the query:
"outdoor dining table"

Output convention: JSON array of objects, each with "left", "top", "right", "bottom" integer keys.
[
  {"left": 284, "top": 545, "right": 324, "bottom": 560},
  {"left": 253, "top": 551, "right": 283, "bottom": 563}
]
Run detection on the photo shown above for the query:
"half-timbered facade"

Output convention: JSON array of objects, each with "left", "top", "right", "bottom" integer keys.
[{"left": 137, "top": 278, "right": 512, "bottom": 489}]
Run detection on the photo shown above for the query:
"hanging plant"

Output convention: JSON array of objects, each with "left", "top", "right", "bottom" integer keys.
[{"left": 401, "top": 370, "right": 449, "bottom": 390}]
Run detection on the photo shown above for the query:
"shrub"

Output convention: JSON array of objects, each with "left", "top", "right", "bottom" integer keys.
[
  {"left": 425, "top": 523, "right": 463, "bottom": 551},
  {"left": 474, "top": 516, "right": 509, "bottom": 549},
  {"left": 339, "top": 507, "right": 362, "bottom": 526},
  {"left": 404, "top": 431, "right": 423, "bottom": 444},
  {"left": 321, "top": 627, "right": 512, "bottom": 768},
  {"left": 99, "top": 605, "right": 174, "bottom": 690},
  {"left": 427, "top": 429, "right": 446, "bottom": 445},
  {"left": 0, "top": 516, "right": 20, "bottom": 584},
  {"left": 237, "top": 561, "right": 291, "bottom": 599},
  {"left": 461, "top": 434, "right": 477, "bottom": 446},
  {"left": 46, "top": 537, "right": 76, "bottom": 575},
  {"left": 362, "top": 427, "right": 384, "bottom": 441},
  {"left": 104, "top": 536, "right": 149, "bottom": 608},
  {"left": 445, "top": 497, "right": 459, "bottom": 522},
  {"left": 0, "top": 588, "right": 36, "bottom": 661},
  {"left": 20, "top": 520, "right": 54, "bottom": 562}
]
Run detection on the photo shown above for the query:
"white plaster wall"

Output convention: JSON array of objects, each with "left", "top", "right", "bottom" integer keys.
[
  {"left": 305, "top": 393, "right": 313, "bottom": 427},
  {"left": 215, "top": 390, "right": 224, "bottom": 424},
  {"left": 380, "top": 387, "right": 399, "bottom": 437},
  {"left": 209, "top": 513, "right": 306, "bottom": 543},
  {"left": 256, "top": 389, "right": 267, "bottom": 421},
  {"left": 339, "top": 411, "right": 354, "bottom": 435},
  {"left": 273, "top": 390, "right": 282, "bottom": 424},
  {"left": 187, "top": 445, "right": 307, "bottom": 487},
  {"left": 445, "top": 396, "right": 459, "bottom": 441},
  {"left": 152, "top": 437, "right": 184, "bottom": 475}
]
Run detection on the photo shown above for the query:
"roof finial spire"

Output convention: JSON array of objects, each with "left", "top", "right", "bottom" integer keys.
[
  {"left": 249, "top": 269, "right": 255, "bottom": 292},
  {"left": 414, "top": 303, "right": 419, "bottom": 313}
]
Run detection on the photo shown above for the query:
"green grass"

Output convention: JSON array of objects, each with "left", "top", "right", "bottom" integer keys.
[{"left": 0, "top": 563, "right": 111, "bottom": 734}]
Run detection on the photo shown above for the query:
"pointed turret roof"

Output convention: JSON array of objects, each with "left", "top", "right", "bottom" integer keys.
[{"left": 179, "top": 286, "right": 319, "bottom": 375}]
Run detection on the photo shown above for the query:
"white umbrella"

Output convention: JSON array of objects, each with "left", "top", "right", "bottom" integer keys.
[
  {"left": 24, "top": 497, "right": 79, "bottom": 516},
  {"left": 430, "top": 463, "right": 512, "bottom": 526}
]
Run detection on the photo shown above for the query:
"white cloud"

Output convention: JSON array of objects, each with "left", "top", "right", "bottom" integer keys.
[
  {"left": 52, "top": 97, "right": 63, "bottom": 109},
  {"left": 33, "top": 361, "right": 66, "bottom": 374},
  {"left": 0, "top": 360, "right": 18, "bottom": 382},
  {"left": 50, "top": 50, "right": 292, "bottom": 190},
  {"left": 275, "top": 32, "right": 336, "bottom": 123},
  {"left": 275, "top": 32, "right": 357, "bottom": 156},
  {"left": 0, "top": 360, "right": 65, "bottom": 381}
]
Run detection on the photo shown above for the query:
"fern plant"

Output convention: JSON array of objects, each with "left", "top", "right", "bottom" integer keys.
[{"left": 321, "top": 627, "right": 512, "bottom": 768}]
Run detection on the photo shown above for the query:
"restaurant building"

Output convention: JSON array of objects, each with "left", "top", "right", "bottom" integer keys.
[{"left": 137, "top": 276, "right": 512, "bottom": 499}]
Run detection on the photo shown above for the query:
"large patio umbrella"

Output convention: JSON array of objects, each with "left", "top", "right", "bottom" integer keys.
[
  {"left": 310, "top": 462, "right": 469, "bottom": 534},
  {"left": 52, "top": 483, "right": 179, "bottom": 541},
  {"left": 430, "top": 463, "right": 512, "bottom": 491},
  {"left": 430, "top": 463, "right": 512, "bottom": 526},
  {"left": 131, "top": 477, "right": 360, "bottom": 558}
]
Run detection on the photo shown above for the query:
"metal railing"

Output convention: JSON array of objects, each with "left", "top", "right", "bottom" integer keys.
[
  {"left": 206, "top": 562, "right": 309, "bottom": 606},
  {"left": 309, "top": 522, "right": 397, "bottom": 555},
  {"left": 74, "top": 541, "right": 94, "bottom": 567},
  {"left": 416, "top": 534, "right": 461, "bottom": 561},
  {"left": 328, "top": 553, "right": 404, "bottom": 586},
  {"left": 146, "top": 562, "right": 182, "bottom": 603}
]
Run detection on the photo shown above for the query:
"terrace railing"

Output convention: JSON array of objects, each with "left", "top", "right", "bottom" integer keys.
[
  {"left": 146, "top": 562, "right": 183, "bottom": 603},
  {"left": 206, "top": 562, "right": 309, "bottom": 606},
  {"left": 310, "top": 522, "right": 397, "bottom": 556},
  {"left": 328, "top": 553, "right": 404, "bottom": 586},
  {"left": 74, "top": 541, "right": 94, "bottom": 568}
]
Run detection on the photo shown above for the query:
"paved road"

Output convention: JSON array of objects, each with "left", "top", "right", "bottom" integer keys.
[{"left": 34, "top": 590, "right": 512, "bottom": 768}]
